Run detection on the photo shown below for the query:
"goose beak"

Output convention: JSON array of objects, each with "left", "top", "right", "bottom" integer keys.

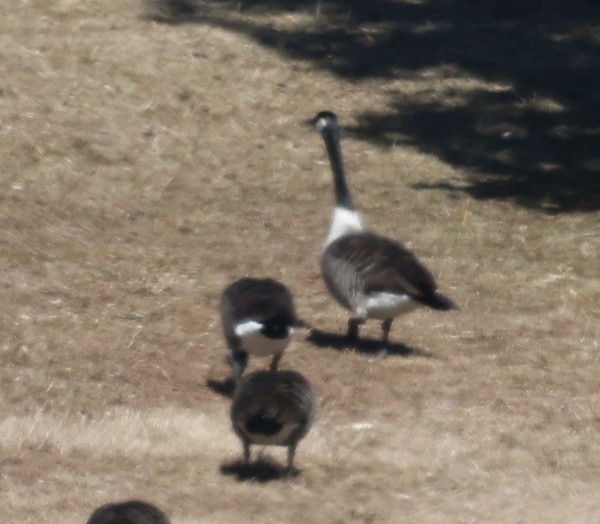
[{"left": 303, "top": 115, "right": 319, "bottom": 127}]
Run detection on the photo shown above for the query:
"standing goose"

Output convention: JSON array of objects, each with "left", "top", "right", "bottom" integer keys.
[
  {"left": 231, "top": 369, "right": 315, "bottom": 475},
  {"left": 312, "top": 111, "right": 458, "bottom": 347},
  {"left": 87, "top": 500, "right": 171, "bottom": 524},
  {"left": 221, "top": 277, "right": 299, "bottom": 383}
]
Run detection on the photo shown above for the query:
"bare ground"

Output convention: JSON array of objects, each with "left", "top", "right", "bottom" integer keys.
[{"left": 1, "top": 1, "right": 599, "bottom": 522}]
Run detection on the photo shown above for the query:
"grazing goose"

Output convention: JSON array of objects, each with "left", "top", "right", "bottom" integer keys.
[
  {"left": 312, "top": 111, "right": 458, "bottom": 347},
  {"left": 87, "top": 500, "right": 170, "bottom": 524},
  {"left": 231, "top": 369, "right": 315, "bottom": 474},
  {"left": 221, "top": 277, "right": 299, "bottom": 383}
]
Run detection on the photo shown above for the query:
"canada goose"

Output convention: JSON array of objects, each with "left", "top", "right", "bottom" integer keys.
[
  {"left": 86, "top": 500, "right": 170, "bottom": 524},
  {"left": 312, "top": 111, "right": 458, "bottom": 347},
  {"left": 231, "top": 369, "right": 315, "bottom": 474},
  {"left": 220, "top": 277, "right": 299, "bottom": 383}
]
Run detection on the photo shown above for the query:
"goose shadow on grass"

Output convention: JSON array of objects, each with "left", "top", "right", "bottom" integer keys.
[
  {"left": 220, "top": 458, "right": 298, "bottom": 482},
  {"left": 307, "top": 328, "right": 439, "bottom": 359},
  {"left": 206, "top": 377, "right": 236, "bottom": 399}
]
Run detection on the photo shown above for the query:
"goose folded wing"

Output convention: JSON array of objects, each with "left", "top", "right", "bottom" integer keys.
[{"left": 330, "top": 233, "right": 438, "bottom": 300}]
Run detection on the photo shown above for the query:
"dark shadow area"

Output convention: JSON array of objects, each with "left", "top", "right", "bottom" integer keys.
[
  {"left": 145, "top": 0, "right": 600, "bottom": 212},
  {"left": 307, "top": 328, "right": 438, "bottom": 358},
  {"left": 206, "top": 377, "right": 236, "bottom": 398},
  {"left": 143, "top": 0, "right": 202, "bottom": 19},
  {"left": 352, "top": 88, "right": 600, "bottom": 212},
  {"left": 220, "top": 458, "right": 297, "bottom": 482}
]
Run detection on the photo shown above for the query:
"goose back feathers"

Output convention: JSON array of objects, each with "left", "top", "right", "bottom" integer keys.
[{"left": 86, "top": 500, "right": 171, "bottom": 524}]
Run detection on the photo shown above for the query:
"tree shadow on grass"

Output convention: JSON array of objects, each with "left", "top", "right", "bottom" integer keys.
[
  {"left": 145, "top": 0, "right": 600, "bottom": 213},
  {"left": 307, "top": 328, "right": 439, "bottom": 359},
  {"left": 220, "top": 458, "right": 297, "bottom": 482},
  {"left": 351, "top": 87, "right": 600, "bottom": 213}
]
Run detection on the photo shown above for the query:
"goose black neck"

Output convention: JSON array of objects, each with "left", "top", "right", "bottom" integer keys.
[{"left": 322, "top": 125, "right": 354, "bottom": 210}]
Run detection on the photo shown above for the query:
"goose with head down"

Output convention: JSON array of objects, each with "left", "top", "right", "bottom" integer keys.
[
  {"left": 230, "top": 369, "right": 314, "bottom": 475},
  {"left": 220, "top": 277, "right": 299, "bottom": 383}
]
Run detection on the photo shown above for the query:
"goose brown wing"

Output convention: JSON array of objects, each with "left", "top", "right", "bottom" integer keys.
[
  {"left": 326, "top": 232, "right": 438, "bottom": 299},
  {"left": 233, "top": 371, "right": 314, "bottom": 429}
]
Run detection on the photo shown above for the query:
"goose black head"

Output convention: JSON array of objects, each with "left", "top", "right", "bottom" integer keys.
[{"left": 309, "top": 111, "right": 339, "bottom": 132}]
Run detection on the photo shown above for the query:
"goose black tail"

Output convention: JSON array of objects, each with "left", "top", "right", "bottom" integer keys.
[{"left": 421, "top": 292, "right": 459, "bottom": 311}]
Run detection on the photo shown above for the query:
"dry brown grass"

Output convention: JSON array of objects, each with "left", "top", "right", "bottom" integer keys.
[{"left": 1, "top": 1, "right": 599, "bottom": 522}]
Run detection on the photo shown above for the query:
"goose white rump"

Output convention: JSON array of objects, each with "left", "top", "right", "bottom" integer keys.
[{"left": 365, "top": 292, "right": 420, "bottom": 319}]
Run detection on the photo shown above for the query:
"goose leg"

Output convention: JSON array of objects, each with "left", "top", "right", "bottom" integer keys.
[
  {"left": 346, "top": 317, "right": 364, "bottom": 341},
  {"left": 270, "top": 350, "right": 283, "bottom": 371},
  {"left": 381, "top": 319, "right": 393, "bottom": 344},
  {"left": 229, "top": 350, "right": 248, "bottom": 384},
  {"left": 379, "top": 319, "right": 393, "bottom": 357},
  {"left": 286, "top": 443, "right": 297, "bottom": 476},
  {"left": 347, "top": 305, "right": 368, "bottom": 342},
  {"left": 243, "top": 440, "right": 251, "bottom": 465}
]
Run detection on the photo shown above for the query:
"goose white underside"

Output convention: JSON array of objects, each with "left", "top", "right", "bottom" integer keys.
[
  {"left": 245, "top": 422, "right": 300, "bottom": 445},
  {"left": 364, "top": 292, "right": 421, "bottom": 320},
  {"left": 234, "top": 321, "right": 294, "bottom": 356},
  {"left": 325, "top": 206, "right": 363, "bottom": 246}
]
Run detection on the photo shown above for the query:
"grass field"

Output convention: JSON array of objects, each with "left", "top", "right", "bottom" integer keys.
[{"left": 1, "top": 1, "right": 599, "bottom": 522}]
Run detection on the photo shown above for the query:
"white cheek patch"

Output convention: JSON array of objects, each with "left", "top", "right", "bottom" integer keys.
[
  {"left": 234, "top": 321, "right": 292, "bottom": 356},
  {"left": 365, "top": 292, "right": 421, "bottom": 319},
  {"left": 325, "top": 206, "right": 364, "bottom": 246},
  {"left": 316, "top": 118, "right": 329, "bottom": 132},
  {"left": 234, "top": 320, "right": 263, "bottom": 338}
]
